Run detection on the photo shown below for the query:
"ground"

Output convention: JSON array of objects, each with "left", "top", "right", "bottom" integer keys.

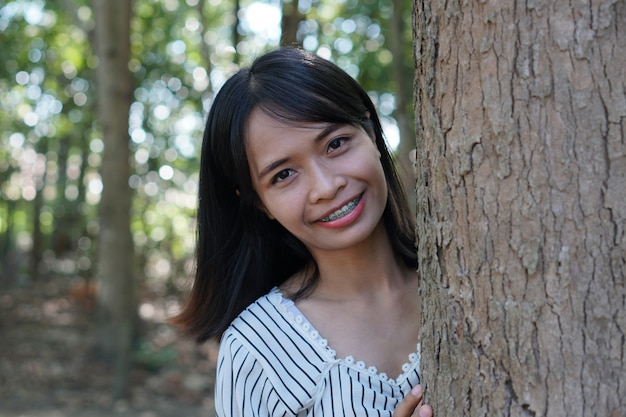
[{"left": 0, "top": 271, "right": 218, "bottom": 417}]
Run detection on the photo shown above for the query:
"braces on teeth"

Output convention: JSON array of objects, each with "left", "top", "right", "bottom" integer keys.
[{"left": 321, "top": 197, "right": 361, "bottom": 222}]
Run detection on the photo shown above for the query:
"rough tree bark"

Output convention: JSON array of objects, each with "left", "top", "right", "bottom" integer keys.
[
  {"left": 413, "top": 1, "right": 626, "bottom": 416},
  {"left": 92, "top": 0, "right": 137, "bottom": 400}
]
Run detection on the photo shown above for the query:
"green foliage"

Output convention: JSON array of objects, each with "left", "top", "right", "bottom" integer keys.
[
  {"left": 0, "top": 0, "right": 412, "bottom": 295},
  {"left": 0, "top": 0, "right": 98, "bottom": 276}
]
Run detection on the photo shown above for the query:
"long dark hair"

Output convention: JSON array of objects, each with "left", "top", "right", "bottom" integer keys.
[{"left": 172, "top": 48, "right": 416, "bottom": 342}]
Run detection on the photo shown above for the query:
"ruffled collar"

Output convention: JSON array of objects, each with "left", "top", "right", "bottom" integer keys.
[{"left": 269, "top": 287, "right": 421, "bottom": 385}]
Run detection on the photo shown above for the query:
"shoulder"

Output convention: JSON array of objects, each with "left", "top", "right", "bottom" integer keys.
[
  {"left": 224, "top": 289, "right": 286, "bottom": 346},
  {"left": 220, "top": 288, "right": 326, "bottom": 368},
  {"left": 216, "top": 289, "right": 326, "bottom": 415}
]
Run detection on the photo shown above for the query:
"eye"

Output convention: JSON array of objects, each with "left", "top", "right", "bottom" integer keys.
[
  {"left": 327, "top": 136, "right": 349, "bottom": 153},
  {"left": 271, "top": 168, "right": 294, "bottom": 184}
]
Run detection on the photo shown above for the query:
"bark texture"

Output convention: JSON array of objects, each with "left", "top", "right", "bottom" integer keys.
[
  {"left": 413, "top": 1, "right": 626, "bottom": 416},
  {"left": 92, "top": 0, "right": 137, "bottom": 400}
]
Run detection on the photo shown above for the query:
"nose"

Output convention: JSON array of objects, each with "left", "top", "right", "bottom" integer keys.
[{"left": 307, "top": 161, "right": 345, "bottom": 203}]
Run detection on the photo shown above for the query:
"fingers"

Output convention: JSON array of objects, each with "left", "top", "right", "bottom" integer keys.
[
  {"left": 393, "top": 385, "right": 424, "bottom": 417},
  {"left": 418, "top": 403, "right": 433, "bottom": 417}
]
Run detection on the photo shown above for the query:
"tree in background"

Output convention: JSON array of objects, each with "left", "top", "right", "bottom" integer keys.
[
  {"left": 413, "top": 0, "right": 625, "bottom": 415},
  {"left": 388, "top": 0, "right": 415, "bottom": 211},
  {"left": 280, "top": 0, "right": 304, "bottom": 46},
  {"left": 92, "top": 0, "right": 136, "bottom": 400}
]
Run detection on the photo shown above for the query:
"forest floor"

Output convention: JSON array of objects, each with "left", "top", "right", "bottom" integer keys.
[{"left": 0, "top": 265, "right": 218, "bottom": 417}]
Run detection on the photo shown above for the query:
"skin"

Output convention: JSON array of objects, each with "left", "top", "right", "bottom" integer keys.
[
  {"left": 246, "top": 109, "right": 389, "bottom": 256},
  {"left": 246, "top": 108, "right": 433, "bottom": 417},
  {"left": 395, "top": 385, "right": 434, "bottom": 417}
]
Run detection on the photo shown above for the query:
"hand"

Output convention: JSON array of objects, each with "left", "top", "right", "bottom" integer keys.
[{"left": 393, "top": 385, "right": 433, "bottom": 417}]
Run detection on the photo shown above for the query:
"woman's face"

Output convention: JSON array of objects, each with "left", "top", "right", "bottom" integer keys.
[{"left": 245, "top": 108, "right": 388, "bottom": 258}]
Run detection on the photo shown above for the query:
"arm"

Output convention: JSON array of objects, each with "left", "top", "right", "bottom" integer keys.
[{"left": 393, "top": 385, "right": 433, "bottom": 417}]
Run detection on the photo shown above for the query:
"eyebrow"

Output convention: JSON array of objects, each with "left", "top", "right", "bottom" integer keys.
[
  {"left": 256, "top": 123, "right": 345, "bottom": 181},
  {"left": 258, "top": 157, "right": 290, "bottom": 181}
]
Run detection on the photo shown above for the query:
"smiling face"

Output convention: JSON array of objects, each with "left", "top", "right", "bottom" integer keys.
[{"left": 246, "top": 108, "right": 389, "bottom": 257}]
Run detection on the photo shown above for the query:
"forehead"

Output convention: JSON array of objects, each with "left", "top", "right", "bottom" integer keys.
[
  {"left": 246, "top": 108, "right": 329, "bottom": 137},
  {"left": 245, "top": 109, "right": 330, "bottom": 152}
]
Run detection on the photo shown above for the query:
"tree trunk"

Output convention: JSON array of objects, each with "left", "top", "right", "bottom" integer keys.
[
  {"left": 0, "top": 200, "right": 12, "bottom": 261},
  {"left": 233, "top": 0, "right": 242, "bottom": 63},
  {"left": 52, "top": 135, "right": 70, "bottom": 257},
  {"left": 413, "top": 1, "right": 626, "bottom": 416},
  {"left": 31, "top": 140, "right": 47, "bottom": 278},
  {"left": 281, "top": 0, "right": 303, "bottom": 47},
  {"left": 389, "top": 0, "right": 416, "bottom": 215},
  {"left": 92, "top": 0, "right": 137, "bottom": 401},
  {"left": 197, "top": 0, "right": 216, "bottom": 74}
]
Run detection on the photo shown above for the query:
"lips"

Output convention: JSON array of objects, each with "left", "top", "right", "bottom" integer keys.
[{"left": 319, "top": 195, "right": 363, "bottom": 223}]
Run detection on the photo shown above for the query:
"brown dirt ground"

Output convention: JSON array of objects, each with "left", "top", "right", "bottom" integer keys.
[{"left": 0, "top": 272, "right": 218, "bottom": 417}]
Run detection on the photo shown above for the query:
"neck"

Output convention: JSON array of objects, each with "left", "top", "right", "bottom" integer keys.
[{"left": 307, "top": 223, "right": 413, "bottom": 301}]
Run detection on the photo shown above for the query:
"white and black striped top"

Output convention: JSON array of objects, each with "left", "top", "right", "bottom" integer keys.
[{"left": 215, "top": 287, "right": 421, "bottom": 417}]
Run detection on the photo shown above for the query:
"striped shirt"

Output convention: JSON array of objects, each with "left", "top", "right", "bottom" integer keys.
[{"left": 215, "top": 287, "right": 421, "bottom": 416}]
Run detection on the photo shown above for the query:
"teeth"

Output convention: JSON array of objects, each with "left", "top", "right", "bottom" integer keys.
[{"left": 321, "top": 196, "right": 361, "bottom": 222}]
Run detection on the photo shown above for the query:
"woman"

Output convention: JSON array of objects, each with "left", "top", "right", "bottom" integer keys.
[{"left": 174, "top": 47, "right": 432, "bottom": 417}]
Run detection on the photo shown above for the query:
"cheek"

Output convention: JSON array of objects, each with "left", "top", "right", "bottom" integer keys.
[
  {"left": 371, "top": 160, "right": 389, "bottom": 197},
  {"left": 262, "top": 191, "right": 307, "bottom": 225},
  {"left": 363, "top": 153, "right": 386, "bottom": 180}
]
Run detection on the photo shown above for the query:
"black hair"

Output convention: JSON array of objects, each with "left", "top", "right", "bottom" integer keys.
[{"left": 172, "top": 47, "right": 416, "bottom": 342}]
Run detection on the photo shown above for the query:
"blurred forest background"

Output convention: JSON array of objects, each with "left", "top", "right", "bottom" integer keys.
[{"left": 0, "top": 0, "right": 414, "bottom": 415}]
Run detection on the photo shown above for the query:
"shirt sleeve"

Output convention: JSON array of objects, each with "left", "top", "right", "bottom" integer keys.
[{"left": 215, "top": 329, "right": 290, "bottom": 417}]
